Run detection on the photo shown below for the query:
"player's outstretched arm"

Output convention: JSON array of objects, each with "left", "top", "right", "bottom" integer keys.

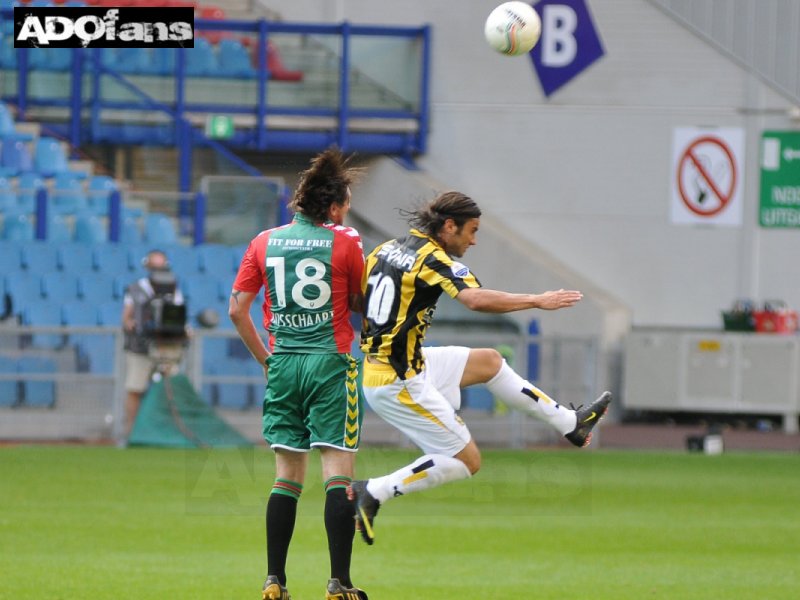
[{"left": 457, "top": 287, "right": 583, "bottom": 314}]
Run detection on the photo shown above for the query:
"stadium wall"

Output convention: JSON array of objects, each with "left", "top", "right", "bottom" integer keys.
[{"left": 261, "top": 0, "right": 800, "bottom": 329}]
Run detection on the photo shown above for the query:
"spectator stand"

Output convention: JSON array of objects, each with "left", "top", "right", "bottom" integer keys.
[{"left": 1, "top": 7, "right": 432, "bottom": 191}]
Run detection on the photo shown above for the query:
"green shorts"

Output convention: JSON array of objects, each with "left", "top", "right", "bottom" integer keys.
[{"left": 262, "top": 353, "right": 362, "bottom": 452}]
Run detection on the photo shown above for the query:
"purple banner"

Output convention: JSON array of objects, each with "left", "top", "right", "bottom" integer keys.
[{"left": 529, "top": 0, "right": 605, "bottom": 97}]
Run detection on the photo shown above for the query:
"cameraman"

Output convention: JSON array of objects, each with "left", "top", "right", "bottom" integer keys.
[{"left": 121, "top": 249, "right": 186, "bottom": 439}]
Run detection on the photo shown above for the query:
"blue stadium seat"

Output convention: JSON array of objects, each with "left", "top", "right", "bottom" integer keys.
[
  {"left": 0, "top": 277, "right": 7, "bottom": 311},
  {"left": 47, "top": 214, "right": 72, "bottom": 242},
  {"left": 144, "top": 213, "right": 178, "bottom": 245},
  {"left": 58, "top": 242, "right": 94, "bottom": 273},
  {"left": 152, "top": 47, "right": 176, "bottom": 75},
  {"left": 62, "top": 300, "right": 98, "bottom": 327},
  {"left": 93, "top": 242, "right": 131, "bottom": 274},
  {"left": 97, "top": 300, "right": 122, "bottom": 326},
  {"left": 1, "top": 211, "right": 35, "bottom": 241},
  {"left": 78, "top": 273, "right": 116, "bottom": 303},
  {"left": 125, "top": 240, "right": 150, "bottom": 266},
  {"left": 83, "top": 47, "right": 116, "bottom": 72},
  {"left": 17, "top": 356, "right": 57, "bottom": 408},
  {"left": 0, "top": 240, "right": 23, "bottom": 272},
  {"left": 0, "top": 176, "right": 15, "bottom": 211},
  {"left": 80, "top": 334, "right": 116, "bottom": 374},
  {"left": 213, "top": 358, "right": 252, "bottom": 409},
  {"left": 217, "top": 39, "right": 256, "bottom": 78},
  {"left": 85, "top": 175, "right": 119, "bottom": 216},
  {"left": 51, "top": 173, "right": 88, "bottom": 214},
  {"left": 185, "top": 38, "right": 218, "bottom": 77},
  {"left": 215, "top": 304, "right": 236, "bottom": 330},
  {"left": 25, "top": 47, "right": 46, "bottom": 72},
  {"left": 0, "top": 277, "right": 10, "bottom": 319},
  {"left": 34, "top": 137, "right": 71, "bottom": 178},
  {"left": 0, "top": 355, "right": 18, "bottom": 407},
  {"left": 197, "top": 243, "right": 236, "bottom": 275},
  {"left": 182, "top": 275, "right": 223, "bottom": 313},
  {"left": 120, "top": 214, "right": 143, "bottom": 244},
  {"left": 164, "top": 244, "right": 199, "bottom": 275},
  {"left": 202, "top": 334, "right": 229, "bottom": 371},
  {"left": 28, "top": 44, "right": 71, "bottom": 72},
  {"left": 88, "top": 300, "right": 121, "bottom": 374},
  {"left": 16, "top": 173, "right": 45, "bottom": 213},
  {"left": 462, "top": 386, "right": 495, "bottom": 412},
  {"left": 21, "top": 242, "right": 59, "bottom": 272},
  {"left": 4, "top": 271, "right": 44, "bottom": 315},
  {"left": 116, "top": 47, "right": 151, "bottom": 74},
  {"left": 0, "top": 102, "right": 32, "bottom": 140},
  {"left": 74, "top": 213, "right": 106, "bottom": 244},
  {"left": 22, "top": 300, "right": 65, "bottom": 349},
  {"left": 231, "top": 244, "right": 247, "bottom": 270},
  {"left": 249, "top": 296, "right": 263, "bottom": 328},
  {"left": 62, "top": 300, "right": 101, "bottom": 372},
  {"left": 42, "top": 271, "right": 80, "bottom": 301},
  {"left": 0, "top": 37, "right": 17, "bottom": 71},
  {"left": 89, "top": 301, "right": 122, "bottom": 374},
  {"left": 246, "top": 358, "right": 265, "bottom": 407},
  {"left": 0, "top": 138, "right": 34, "bottom": 177}
]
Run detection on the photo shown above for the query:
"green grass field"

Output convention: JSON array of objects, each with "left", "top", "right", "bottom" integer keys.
[{"left": 2, "top": 446, "right": 799, "bottom": 599}]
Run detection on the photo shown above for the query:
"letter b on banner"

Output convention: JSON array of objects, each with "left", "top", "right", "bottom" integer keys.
[
  {"left": 541, "top": 4, "right": 578, "bottom": 67},
  {"left": 530, "top": 0, "right": 605, "bottom": 97}
]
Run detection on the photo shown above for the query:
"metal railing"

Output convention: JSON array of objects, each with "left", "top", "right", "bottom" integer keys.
[
  {"left": 0, "top": 11, "right": 432, "bottom": 177},
  {"left": 0, "top": 323, "right": 600, "bottom": 447}
]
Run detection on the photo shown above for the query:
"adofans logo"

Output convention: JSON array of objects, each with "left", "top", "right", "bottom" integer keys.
[{"left": 14, "top": 7, "right": 194, "bottom": 48}]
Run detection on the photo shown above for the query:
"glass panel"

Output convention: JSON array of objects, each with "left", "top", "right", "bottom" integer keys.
[
  {"left": 200, "top": 176, "right": 285, "bottom": 246},
  {"left": 349, "top": 35, "right": 422, "bottom": 112},
  {"left": 270, "top": 32, "right": 341, "bottom": 110}
]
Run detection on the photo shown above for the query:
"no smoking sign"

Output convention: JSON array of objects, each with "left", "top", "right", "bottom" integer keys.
[{"left": 671, "top": 127, "right": 744, "bottom": 226}]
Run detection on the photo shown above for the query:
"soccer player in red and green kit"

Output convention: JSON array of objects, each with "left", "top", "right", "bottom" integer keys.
[{"left": 229, "top": 148, "right": 368, "bottom": 600}]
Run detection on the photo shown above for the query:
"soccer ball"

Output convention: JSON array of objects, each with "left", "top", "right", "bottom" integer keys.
[{"left": 484, "top": 2, "right": 542, "bottom": 56}]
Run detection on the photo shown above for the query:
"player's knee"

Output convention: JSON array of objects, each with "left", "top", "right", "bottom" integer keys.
[
  {"left": 465, "top": 348, "right": 504, "bottom": 384},
  {"left": 478, "top": 348, "right": 504, "bottom": 378},
  {"left": 464, "top": 454, "right": 481, "bottom": 475},
  {"left": 460, "top": 448, "right": 482, "bottom": 474}
]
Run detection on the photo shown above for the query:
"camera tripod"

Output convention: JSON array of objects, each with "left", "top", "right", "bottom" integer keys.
[{"left": 148, "top": 340, "right": 209, "bottom": 448}]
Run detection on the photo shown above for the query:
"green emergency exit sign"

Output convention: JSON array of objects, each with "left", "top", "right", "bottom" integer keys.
[
  {"left": 205, "top": 115, "right": 234, "bottom": 140},
  {"left": 760, "top": 131, "right": 800, "bottom": 227}
]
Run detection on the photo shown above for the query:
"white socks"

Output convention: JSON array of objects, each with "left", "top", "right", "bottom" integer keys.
[
  {"left": 485, "top": 361, "right": 577, "bottom": 435},
  {"left": 366, "top": 454, "right": 471, "bottom": 504}
]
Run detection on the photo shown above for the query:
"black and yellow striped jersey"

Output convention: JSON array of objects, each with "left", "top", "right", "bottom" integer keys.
[{"left": 360, "top": 229, "right": 481, "bottom": 379}]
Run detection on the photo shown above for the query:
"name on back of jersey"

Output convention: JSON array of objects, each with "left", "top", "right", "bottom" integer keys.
[
  {"left": 272, "top": 310, "right": 332, "bottom": 328},
  {"left": 376, "top": 243, "right": 416, "bottom": 272}
]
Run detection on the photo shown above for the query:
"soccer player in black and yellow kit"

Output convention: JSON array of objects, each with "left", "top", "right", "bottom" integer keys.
[{"left": 350, "top": 191, "right": 611, "bottom": 545}]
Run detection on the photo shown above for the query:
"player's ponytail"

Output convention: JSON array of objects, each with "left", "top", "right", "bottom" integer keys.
[{"left": 291, "top": 147, "right": 361, "bottom": 222}]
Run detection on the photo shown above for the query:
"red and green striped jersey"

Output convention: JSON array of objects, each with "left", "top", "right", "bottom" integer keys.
[{"left": 233, "top": 213, "right": 364, "bottom": 354}]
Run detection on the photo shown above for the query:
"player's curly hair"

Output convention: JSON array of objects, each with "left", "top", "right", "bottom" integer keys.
[
  {"left": 403, "top": 191, "right": 482, "bottom": 236},
  {"left": 290, "top": 147, "right": 361, "bottom": 223}
]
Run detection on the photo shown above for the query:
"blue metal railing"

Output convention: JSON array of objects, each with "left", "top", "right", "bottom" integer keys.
[{"left": 0, "top": 12, "right": 432, "bottom": 172}]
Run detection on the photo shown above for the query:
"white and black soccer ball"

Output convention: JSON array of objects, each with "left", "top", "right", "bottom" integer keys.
[{"left": 484, "top": 2, "right": 542, "bottom": 56}]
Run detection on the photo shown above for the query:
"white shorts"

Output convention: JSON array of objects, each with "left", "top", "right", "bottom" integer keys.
[
  {"left": 362, "top": 346, "right": 471, "bottom": 456},
  {"left": 124, "top": 351, "right": 156, "bottom": 393}
]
